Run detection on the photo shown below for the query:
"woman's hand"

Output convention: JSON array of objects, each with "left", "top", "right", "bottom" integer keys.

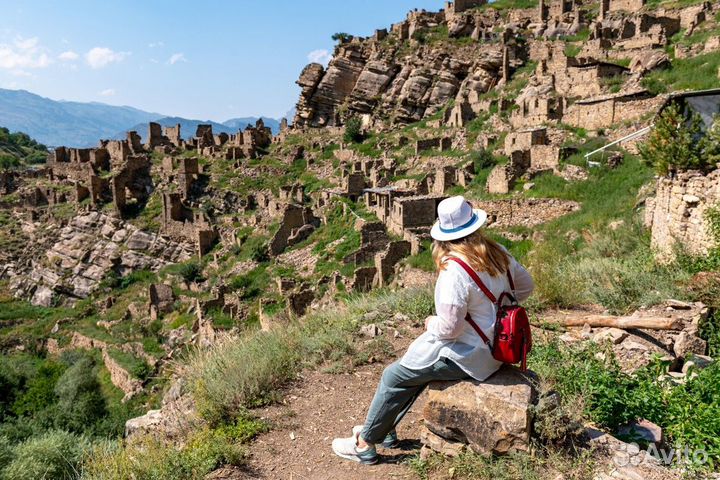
[{"left": 424, "top": 316, "right": 434, "bottom": 330}]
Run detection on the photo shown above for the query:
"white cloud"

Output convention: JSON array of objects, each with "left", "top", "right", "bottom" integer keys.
[
  {"left": 99, "top": 88, "right": 116, "bottom": 96},
  {"left": 167, "top": 53, "right": 187, "bottom": 65},
  {"left": 58, "top": 50, "right": 78, "bottom": 61},
  {"left": 148, "top": 41, "right": 164, "bottom": 48},
  {"left": 85, "top": 47, "right": 129, "bottom": 69},
  {"left": 307, "top": 49, "right": 331, "bottom": 66},
  {"left": 0, "top": 36, "right": 51, "bottom": 70}
]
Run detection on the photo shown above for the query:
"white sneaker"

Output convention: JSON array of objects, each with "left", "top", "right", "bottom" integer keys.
[{"left": 332, "top": 428, "right": 378, "bottom": 464}]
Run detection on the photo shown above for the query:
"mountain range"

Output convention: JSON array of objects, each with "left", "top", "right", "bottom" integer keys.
[{"left": 0, "top": 88, "right": 283, "bottom": 148}]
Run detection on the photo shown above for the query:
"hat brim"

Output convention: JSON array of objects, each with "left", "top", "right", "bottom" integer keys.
[{"left": 430, "top": 209, "right": 488, "bottom": 242}]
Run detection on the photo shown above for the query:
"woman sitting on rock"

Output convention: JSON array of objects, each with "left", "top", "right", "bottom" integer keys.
[{"left": 332, "top": 195, "right": 535, "bottom": 464}]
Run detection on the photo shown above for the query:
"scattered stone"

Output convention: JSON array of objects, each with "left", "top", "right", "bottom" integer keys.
[
  {"left": 592, "top": 328, "right": 628, "bottom": 345},
  {"left": 420, "top": 426, "right": 466, "bottom": 457},
  {"left": 617, "top": 419, "right": 663, "bottom": 447},
  {"left": 360, "top": 323, "right": 381, "bottom": 338},
  {"left": 681, "top": 354, "right": 714, "bottom": 374},
  {"left": 673, "top": 331, "right": 707, "bottom": 359},
  {"left": 665, "top": 299, "right": 692, "bottom": 310},
  {"left": 622, "top": 341, "right": 649, "bottom": 352}
]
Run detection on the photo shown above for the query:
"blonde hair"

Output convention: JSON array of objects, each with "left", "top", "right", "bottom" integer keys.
[{"left": 432, "top": 229, "right": 510, "bottom": 277}]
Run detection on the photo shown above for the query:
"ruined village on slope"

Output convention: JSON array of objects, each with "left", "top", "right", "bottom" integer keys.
[{"left": 0, "top": 0, "right": 719, "bottom": 475}]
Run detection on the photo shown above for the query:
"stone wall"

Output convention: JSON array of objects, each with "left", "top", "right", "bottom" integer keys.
[
  {"left": 609, "top": 0, "right": 645, "bottom": 12},
  {"left": 645, "top": 170, "right": 720, "bottom": 261},
  {"left": 564, "top": 91, "right": 663, "bottom": 130}
]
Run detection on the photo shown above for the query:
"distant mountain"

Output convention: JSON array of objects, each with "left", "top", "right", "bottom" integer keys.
[
  {"left": 0, "top": 89, "right": 161, "bottom": 148},
  {"left": 223, "top": 117, "right": 281, "bottom": 134},
  {"left": 0, "top": 88, "right": 285, "bottom": 148}
]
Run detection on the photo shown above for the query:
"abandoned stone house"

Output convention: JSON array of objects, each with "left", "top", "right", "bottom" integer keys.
[
  {"left": 444, "top": 0, "right": 486, "bottom": 16},
  {"left": 161, "top": 193, "right": 218, "bottom": 257},
  {"left": 269, "top": 204, "right": 320, "bottom": 256},
  {"left": 387, "top": 195, "right": 446, "bottom": 237},
  {"left": 563, "top": 90, "right": 664, "bottom": 130},
  {"left": 163, "top": 156, "right": 201, "bottom": 198},
  {"left": 0, "top": 172, "right": 18, "bottom": 195},
  {"left": 532, "top": 42, "right": 628, "bottom": 99},
  {"left": 511, "top": 96, "right": 565, "bottom": 128},
  {"left": 646, "top": 170, "right": 720, "bottom": 261},
  {"left": 415, "top": 137, "right": 453, "bottom": 155},
  {"left": 364, "top": 186, "right": 416, "bottom": 225},
  {"left": 47, "top": 144, "right": 152, "bottom": 217}
]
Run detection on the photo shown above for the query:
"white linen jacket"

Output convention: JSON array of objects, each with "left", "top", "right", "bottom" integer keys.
[{"left": 400, "top": 251, "right": 534, "bottom": 381}]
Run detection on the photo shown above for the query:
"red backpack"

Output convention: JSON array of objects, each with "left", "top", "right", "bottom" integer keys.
[{"left": 448, "top": 257, "right": 532, "bottom": 372}]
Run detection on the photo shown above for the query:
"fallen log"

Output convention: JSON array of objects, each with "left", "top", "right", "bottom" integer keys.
[{"left": 547, "top": 314, "right": 683, "bottom": 331}]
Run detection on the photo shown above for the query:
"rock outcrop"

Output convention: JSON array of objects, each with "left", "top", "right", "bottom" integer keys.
[
  {"left": 7, "top": 212, "right": 193, "bottom": 305},
  {"left": 422, "top": 366, "right": 537, "bottom": 456}
]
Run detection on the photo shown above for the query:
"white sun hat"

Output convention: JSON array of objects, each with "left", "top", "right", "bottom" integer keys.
[{"left": 430, "top": 196, "right": 488, "bottom": 242}]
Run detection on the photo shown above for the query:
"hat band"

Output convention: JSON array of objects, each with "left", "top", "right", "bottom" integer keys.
[{"left": 439, "top": 213, "right": 477, "bottom": 234}]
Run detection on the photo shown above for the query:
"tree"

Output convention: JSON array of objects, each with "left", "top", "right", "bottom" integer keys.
[
  {"left": 332, "top": 32, "right": 351, "bottom": 44},
  {"left": 639, "top": 102, "right": 714, "bottom": 176}
]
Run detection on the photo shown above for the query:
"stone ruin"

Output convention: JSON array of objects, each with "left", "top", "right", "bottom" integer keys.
[
  {"left": 488, "top": 127, "right": 575, "bottom": 193},
  {"left": 645, "top": 169, "right": 720, "bottom": 262},
  {"left": 149, "top": 283, "right": 175, "bottom": 321},
  {"left": 269, "top": 204, "right": 321, "bottom": 256},
  {"left": 44, "top": 137, "right": 152, "bottom": 217},
  {"left": 161, "top": 193, "right": 218, "bottom": 257}
]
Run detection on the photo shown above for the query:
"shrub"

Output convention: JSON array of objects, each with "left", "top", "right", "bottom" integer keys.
[
  {"left": 176, "top": 261, "right": 202, "bottom": 283},
  {"left": 343, "top": 117, "right": 364, "bottom": 144},
  {"left": 530, "top": 339, "right": 720, "bottom": 470},
  {"left": 54, "top": 357, "right": 108, "bottom": 434},
  {"left": 639, "top": 102, "right": 715, "bottom": 175},
  {"left": 0, "top": 154, "right": 20, "bottom": 170},
  {"left": 1, "top": 430, "right": 89, "bottom": 480},
  {"left": 82, "top": 425, "right": 250, "bottom": 480}
]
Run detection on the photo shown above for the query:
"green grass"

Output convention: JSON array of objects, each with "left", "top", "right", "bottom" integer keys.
[
  {"left": 530, "top": 340, "right": 720, "bottom": 471},
  {"left": 478, "top": 0, "right": 539, "bottom": 11},
  {"left": 408, "top": 448, "right": 596, "bottom": 480},
  {"left": 82, "top": 415, "right": 267, "bottom": 479},
  {"left": 405, "top": 242, "right": 434, "bottom": 272},
  {"left": 642, "top": 51, "right": 720, "bottom": 94},
  {"left": 185, "top": 287, "right": 433, "bottom": 424},
  {"left": 525, "top": 155, "right": 693, "bottom": 312},
  {"left": 564, "top": 44, "right": 582, "bottom": 58}
]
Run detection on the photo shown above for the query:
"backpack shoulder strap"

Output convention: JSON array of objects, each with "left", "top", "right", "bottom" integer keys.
[
  {"left": 447, "top": 257, "right": 497, "bottom": 303},
  {"left": 446, "top": 256, "right": 494, "bottom": 346}
]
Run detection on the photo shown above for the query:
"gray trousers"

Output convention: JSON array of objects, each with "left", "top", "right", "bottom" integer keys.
[{"left": 360, "top": 358, "right": 469, "bottom": 445}]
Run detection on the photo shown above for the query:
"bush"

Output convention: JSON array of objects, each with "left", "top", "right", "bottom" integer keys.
[
  {"left": 53, "top": 357, "right": 108, "bottom": 434},
  {"left": 176, "top": 261, "right": 202, "bottom": 283},
  {"left": 530, "top": 339, "right": 720, "bottom": 470},
  {"left": 343, "top": 117, "right": 364, "bottom": 144},
  {"left": 1, "top": 430, "right": 89, "bottom": 480},
  {"left": 82, "top": 426, "right": 249, "bottom": 480}
]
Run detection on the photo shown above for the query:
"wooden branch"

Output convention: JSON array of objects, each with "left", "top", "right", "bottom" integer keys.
[{"left": 548, "top": 314, "right": 683, "bottom": 331}]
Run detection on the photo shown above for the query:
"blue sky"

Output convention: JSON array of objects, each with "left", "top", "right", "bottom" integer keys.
[{"left": 0, "top": 0, "right": 444, "bottom": 121}]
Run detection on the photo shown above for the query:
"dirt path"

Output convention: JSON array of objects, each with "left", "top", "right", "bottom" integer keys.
[{"left": 245, "top": 331, "right": 423, "bottom": 480}]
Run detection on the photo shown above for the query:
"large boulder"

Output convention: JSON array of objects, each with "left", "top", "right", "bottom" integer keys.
[{"left": 422, "top": 366, "right": 537, "bottom": 455}]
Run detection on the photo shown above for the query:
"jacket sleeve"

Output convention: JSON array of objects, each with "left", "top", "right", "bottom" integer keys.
[
  {"left": 427, "top": 268, "right": 468, "bottom": 340},
  {"left": 510, "top": 257, "right": 534, "bottom": 303}
]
